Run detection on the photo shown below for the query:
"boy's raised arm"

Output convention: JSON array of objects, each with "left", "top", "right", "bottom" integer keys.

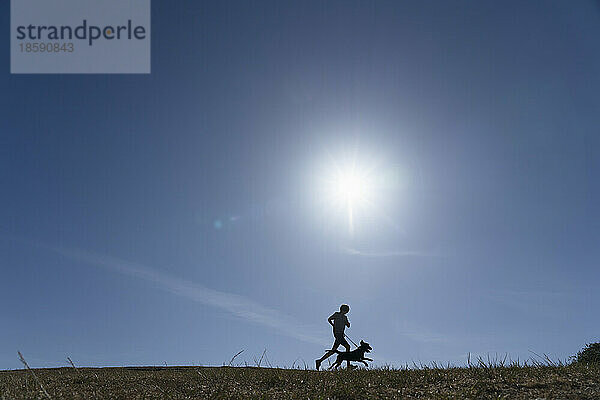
[{"left": 328, "top": 314, "right": 335, "bottom": 327}]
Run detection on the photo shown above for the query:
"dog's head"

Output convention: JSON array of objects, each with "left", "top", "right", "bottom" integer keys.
[{"left": 359, "top": 340, "right": 372, "bottom": 353}]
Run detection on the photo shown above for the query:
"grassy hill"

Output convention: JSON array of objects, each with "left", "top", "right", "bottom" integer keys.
[{"left": 1, "top": 363, "right": 599, "bottom": 399}]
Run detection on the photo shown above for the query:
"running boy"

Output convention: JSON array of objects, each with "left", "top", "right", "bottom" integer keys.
[{"left": 315, "top": 304, "right": 351, "bottom": 370}]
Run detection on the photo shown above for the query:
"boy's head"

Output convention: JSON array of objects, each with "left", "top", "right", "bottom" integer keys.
[{"left": 340, "top": 304, "right": 350, "bottom": 314}]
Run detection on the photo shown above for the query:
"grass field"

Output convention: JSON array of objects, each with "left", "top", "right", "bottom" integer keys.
[{"left": 1, "top": 363, "right": 599, "bottom": 399}]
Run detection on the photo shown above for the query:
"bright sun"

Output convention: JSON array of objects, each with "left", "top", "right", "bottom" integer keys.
[
  {"left": 332, "top": 169, "right": 369, "bottom": 207},
  {"left": 320, "top": 160, "right": 374, "bottom": 234},
  {"left": 332, "top": 169, "right": 370, "bottom": 233}
]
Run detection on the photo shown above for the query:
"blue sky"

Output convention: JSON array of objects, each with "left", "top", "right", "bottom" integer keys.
[{"left": 1, "top": 1, "right": 599, "bottom": 370}]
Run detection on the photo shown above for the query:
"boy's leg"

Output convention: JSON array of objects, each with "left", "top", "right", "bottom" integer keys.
[
  {"left": 337, "top": 335, "right": 353, "bottom": 368},
  {"left": 316, "top": 340, "right": 340, "bottom": 370},
  {"left": 343, "top": 341, "right": 351, "bottom": 368},
  {"left": 316, "top": 351, "right": 335, "bottom": 370},
  {"left": 319, "top": 349, "right": 336, "bottom": 361}
]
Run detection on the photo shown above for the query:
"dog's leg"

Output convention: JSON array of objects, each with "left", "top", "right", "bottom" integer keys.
[
  {"left": 363, "top": 357, "right": 373, "bottom": 361},
  {"left": 361, "top": 360, "right": 368, "bottom": 367}
]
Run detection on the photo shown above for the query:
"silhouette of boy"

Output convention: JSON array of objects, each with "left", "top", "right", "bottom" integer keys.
[{"left": 316, "top": 304, "right": 351, "bottom": 370}]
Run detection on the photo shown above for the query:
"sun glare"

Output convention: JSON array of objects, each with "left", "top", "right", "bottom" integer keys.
[
  {"left": 320, "top": 159, "right": 375, "bottom": 234},
  {"left": 332, "top": 169, "right": 369, "bottom": 207}
]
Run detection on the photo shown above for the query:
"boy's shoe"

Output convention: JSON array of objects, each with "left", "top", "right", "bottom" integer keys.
[{"left": 315, "top": 360, "right": 321, "bottom": 370}]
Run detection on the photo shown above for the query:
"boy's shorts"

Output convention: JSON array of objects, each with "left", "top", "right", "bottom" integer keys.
[{"left": 332, "top": 333, "right": 349, "bottom": 349}]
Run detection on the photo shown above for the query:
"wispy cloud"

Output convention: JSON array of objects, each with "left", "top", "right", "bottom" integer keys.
[
  {"left": 47, "top": 245, "right": 327, "bottom": 345},
  {"left": 342, "top": 247, "right": 440, "bottom": 258}
]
